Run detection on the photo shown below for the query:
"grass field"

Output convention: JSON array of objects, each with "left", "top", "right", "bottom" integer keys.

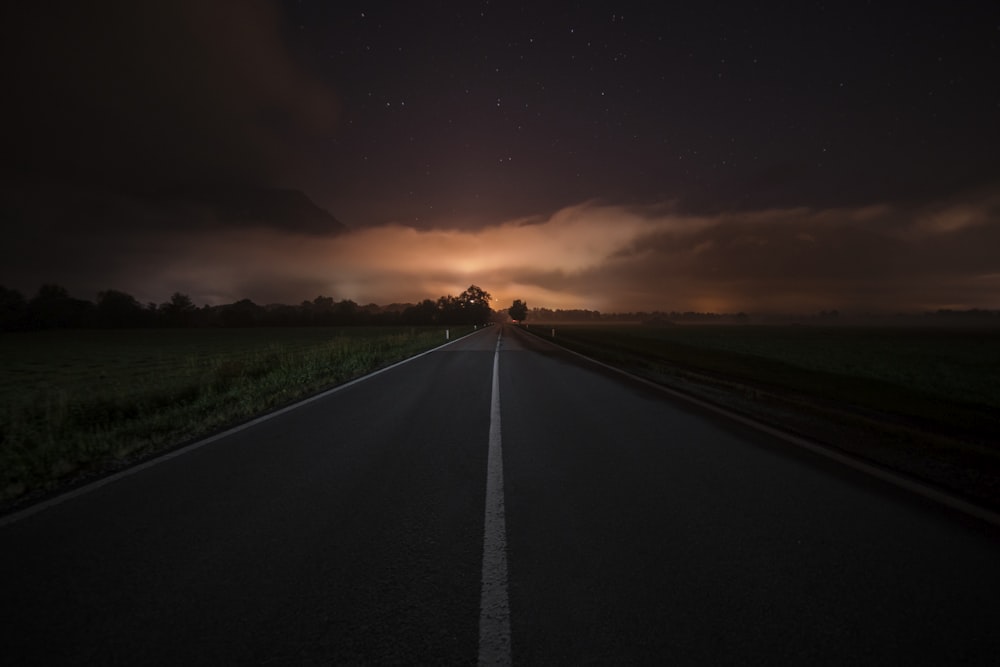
[
  {"left": 539, "top": 324, "right": 1000, "bottom": 409},
  {"left": 0, "top": 326, "right": 472, "bottom": 506},
  {"left": 529, "top": 323, "right": 1000, "bottom": 508}
]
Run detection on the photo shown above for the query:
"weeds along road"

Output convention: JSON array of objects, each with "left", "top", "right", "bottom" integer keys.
[{"left": 2, "top": 324, "right": 1000, "bottom": 664}]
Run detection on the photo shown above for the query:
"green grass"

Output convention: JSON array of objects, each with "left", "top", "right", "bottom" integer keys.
[
  {"left": 541, "top": 324, "right": 1000, "bottom": 414},
  {"left": 0, "top": 326, "right": 472, "bottom": 505},
  {"left": 603, "top": 325, "right": 1000, "bottom": 407},
  {"left": 532, "top": 323, "right": 1000, "bottom": 507}
]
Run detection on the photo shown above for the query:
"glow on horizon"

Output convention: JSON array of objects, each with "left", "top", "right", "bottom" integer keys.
[{"left": 124, "top": 192, "right": 1000, "bottom": 313}]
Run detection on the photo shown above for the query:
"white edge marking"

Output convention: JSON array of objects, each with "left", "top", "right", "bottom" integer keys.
[
  {"left": 478, "top": 329, "right": 512, "bottom": 666},
  {"left": 0, "top": 328, "right": 492, "bottom": 528},
  {"left": 514, "top": 327, "right": 1000, "bottom": 530}
]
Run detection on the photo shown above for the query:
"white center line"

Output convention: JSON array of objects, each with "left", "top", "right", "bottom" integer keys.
[{"left": 478, "top": 331, "right": 511, "bottom": 666}]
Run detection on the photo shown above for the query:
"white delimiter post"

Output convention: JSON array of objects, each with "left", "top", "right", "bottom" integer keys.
[
  {"left": 551, "top": 328, "right": 556, "bottom": 337},
  {"left": 446, "top": 329, "right": 450, "bottom": 340}
]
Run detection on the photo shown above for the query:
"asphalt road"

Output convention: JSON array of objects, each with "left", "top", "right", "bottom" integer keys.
[{"left": 2, "top": 324, "right": 999, "bottom": 665}]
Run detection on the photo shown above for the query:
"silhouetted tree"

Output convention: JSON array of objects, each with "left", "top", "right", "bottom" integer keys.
[
  {"left": 421, "top": 286, "right": 495, "bottom": 325},
  {"left": 0, "top": 286, "right": 28, "bottom": 330},
  {"left": 508, "top": 299, "right": 528, "bottom": 322},
  {"left": 160, "top": 292, "right": 197, "bottom": 327},
  {"left": 456, "top": 284, "right": 493, "bottom": 324},
  {"left": 96, "top": 289, "right": 147, "bottom": 328},
  {"left": 6, "top": 283, "right": 508, "bottom": 329},
  {"left": 310, "top": 295, "right": 335, "bottom": 324},
  {"left": 402, "top": 299, "right": 438, "bottom": 325},
  {"left": 361, "top": 303, "right": 399, "bottom": 325},
  {"left": 332, "top": 299, "right": 359, "bottom": 325},
  {"left": 220, "top": 299, "right": 263, "bottom": 327},
  {"left": 262, "top": 303, "right": 300, "bottom": 326},
  {"left": 436, "top": 294, "right": 459, "bottom": 323},
  {"left": 28, "top": 284, "right": 94, "bottom": 328}
]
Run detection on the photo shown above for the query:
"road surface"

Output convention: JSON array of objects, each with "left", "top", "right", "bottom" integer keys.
[{"left": 2, "top": 324, "right": 999, "bottom": 664}]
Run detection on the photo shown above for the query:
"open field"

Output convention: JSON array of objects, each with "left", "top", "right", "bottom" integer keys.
[
  {"left": 527, "top": 323, "right": 1000, "bottom": 509},
  {"left": 0, "top": 326, "right": 473, "bottom": 507}
]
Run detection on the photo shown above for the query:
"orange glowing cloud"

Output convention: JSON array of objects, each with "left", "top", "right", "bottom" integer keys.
[
  {"left": 151, "top": 201, "right": 701, "bottom": 308},
  {"left": 127, "top": 190, "right": 1000, "bottom": 313}
]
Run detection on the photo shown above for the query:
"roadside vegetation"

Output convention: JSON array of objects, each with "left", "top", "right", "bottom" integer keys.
[
  {"left": 525, "top": 323, "right": 1000, "bottom": 510},
  {"left": 0, "top": 326, "right": 473, "bottom": 507},
  {"left": 0, "top": 283, "right": 495, "bottom": 330}
]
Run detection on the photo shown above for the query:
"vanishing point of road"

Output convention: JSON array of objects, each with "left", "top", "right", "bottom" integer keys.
[{"left": 2, "top": 324, "right": 999, "bottom": 665}]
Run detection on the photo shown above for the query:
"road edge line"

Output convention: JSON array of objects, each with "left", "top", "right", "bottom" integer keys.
[
  {"left": 0, "top": 327, "right": 493, "bottom": 528},
  {"left": 478, "top": 330, "right": 512, "bottom": 666},
  {"left": 514, "top": 326, "right": 1000, "bottom": 530}
]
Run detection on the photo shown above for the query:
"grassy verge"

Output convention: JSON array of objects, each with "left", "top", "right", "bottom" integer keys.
[
  {"left": 527, "top": 324, "right": 1000, "bottom": 510},
  {"left": 0, "top": 326, "right": 472, "bottom": 508}
]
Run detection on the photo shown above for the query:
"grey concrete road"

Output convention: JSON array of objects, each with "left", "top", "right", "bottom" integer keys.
[
  {"left": 500, "top": 325, "right": 1000, "bottom": 664},
  {"left": 1, "top": 324, "right": 998, "bottom": 665}
]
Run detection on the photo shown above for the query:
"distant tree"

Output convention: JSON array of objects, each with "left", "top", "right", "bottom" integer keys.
[
  {"left": 508, "top": 299, "right": 528, "bottom": 322},
  {"left": 310, "top": 295, "right": 335, "bottom": 324},
  {"left": 418, "top": 287, "right": 495, "bottom": 325},
  {"left": 28, "top": 284, "right": 94, "bottom": 328},
  {"left": 0, "top": 286, "right": 28, "bottom": 330},
  {"left": 198, "top": 303, "right": 223, "bottom": 327},
  {"left": 362, "top": 302, "right": 400, "bottom": 325},
  {"left": 332, "top": 299, "right": 360, "bottom": 325},
  {"left": 402, "top": 299, "right": 438, "bottom": 325},
  {"left": 220, "top": 298, "right": 263, "bottom": 327},
  {"left": 436, "top": 294, "right": 460, "bottom": 323},
  {"left": 456, "top": 284, "right": 493, "bottom": 324},
  {"left": 262, "top": 303, "right": 300, "bottom": 326},
  {"left": 160, "top": 292, "right": 197, "bottom": 327},
  {"left": 96, "top": 289, "right": 146, "bottom": 328}
]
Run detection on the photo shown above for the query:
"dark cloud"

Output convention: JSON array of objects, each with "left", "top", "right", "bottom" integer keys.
[
  {"left": 9, "top": 190, "right": 992, "bottom": 313},
  {"left": 1, "top": 0, "right": 338, "bottom": 189},
  {"left": 1, "top": 1, "right": 343, "bottom": 298},
  {"left": 1, "top": 1, "right": 997, "bottom": 313},
  {"left": 593, "top": 191, "right": 1000, "bottom": 312}
]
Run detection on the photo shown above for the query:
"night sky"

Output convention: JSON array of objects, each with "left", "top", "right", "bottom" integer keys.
[{"left": 3, "top": 1, "right": 999, "bottom": 312}]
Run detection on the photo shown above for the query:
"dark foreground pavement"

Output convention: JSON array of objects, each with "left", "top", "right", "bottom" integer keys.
[{"left": 2, "top": 324, "right": 999, "bottom": 664}]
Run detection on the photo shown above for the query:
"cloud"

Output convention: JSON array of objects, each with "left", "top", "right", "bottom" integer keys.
[
  {"left": 1, "top": 0, "right": 338, "bottom": 187},
  {"left": 69, "top": 189, "right": 999, "bottom": 314}
]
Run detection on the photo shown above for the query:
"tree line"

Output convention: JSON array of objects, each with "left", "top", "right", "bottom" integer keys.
[
  {"left": 524, "top": 307, "right": 749, "bottom": 323},
  {"left": 524, "top": 306, "right": 1000, "bottom": 325},
  {"left": 0, "top": 284, "right": 495, "bottom": 331}
]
